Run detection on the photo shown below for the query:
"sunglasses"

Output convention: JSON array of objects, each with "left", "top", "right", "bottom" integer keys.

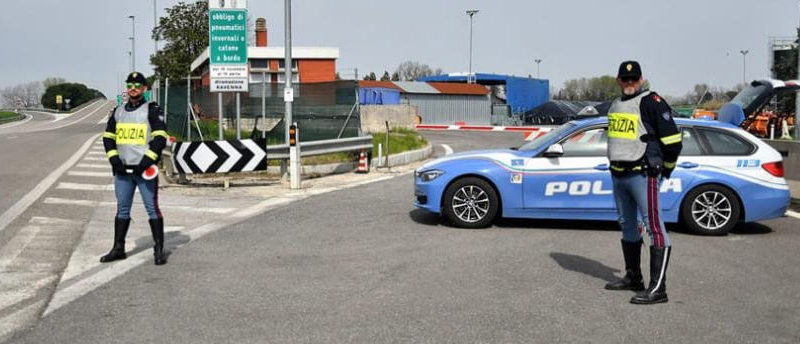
[
  {"left": 126, "top": 83, "right": 143, "bottom": 89},
  {"left": 619, "top": 77, "right": 640, "bottom": 83}
]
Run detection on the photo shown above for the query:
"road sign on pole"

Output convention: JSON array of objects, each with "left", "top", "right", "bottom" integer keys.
[{"left": 209, "top": 0, "right": 248, "bottom": 92}]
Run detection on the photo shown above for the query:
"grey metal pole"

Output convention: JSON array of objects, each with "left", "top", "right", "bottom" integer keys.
[
  {"left": 218, "top": 93, "right": 223, "bottom": 140},
  {"left": 153, "top": 0, "right": 158, "bottom": 101},
  {"left": 466, "top": 10, "right": 478, "bottom": 84},
  {"left": 164, "top": 77, "right": 169, "bottom": 126},
  {"left": 186, "top": 75, "right": 191, "bottom": 141},
  {"left": 468, "top": 14, "right": 473, "bottom": 83},
  {"left": 236, "top": 93, "right": 241, "bottom": 140},
  {"left": 284, "top": 0, "right": 293, "bottom": 144},
  {"left": 129, "top": 16, "right": 136, "bottom": 71},
  {"left": 285, "top": 0, "right": 297, "bottom": 186},
  {"left": 740, "top": 50, "right": 748, "bottom": 85},
  {"left": 262, "top": 72, "right": 266, "bottom": 139}
]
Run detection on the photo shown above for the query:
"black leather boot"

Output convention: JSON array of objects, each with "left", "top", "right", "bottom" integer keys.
[
  {"left": 631, "top": 246, "right": 671, "bottom": 304},
  {"left": 149, "top": 218, "right": 167, "bottom": 265},
  {"left": 100, "top": 217, "right": 130, "bottom": 263},
  {"left": 605, "top": 239, "right": 645, "bottom": 291}
]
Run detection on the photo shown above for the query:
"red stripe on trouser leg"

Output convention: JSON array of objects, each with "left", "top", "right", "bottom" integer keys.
[
  {"left": 647, "top": 176, "right": 664, "bottom": 248},
  {"left": 154, "top": 177, "right": 162, "bottom": 219}
]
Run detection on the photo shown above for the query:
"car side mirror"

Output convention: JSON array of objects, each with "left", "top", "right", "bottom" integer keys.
[{"left": 542, "top": 143, "right": 564, "bottom": 158}]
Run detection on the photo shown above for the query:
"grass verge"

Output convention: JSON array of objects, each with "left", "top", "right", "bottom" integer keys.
[{"left": 0, "top": 111, "right": 22, "bottom": 124}]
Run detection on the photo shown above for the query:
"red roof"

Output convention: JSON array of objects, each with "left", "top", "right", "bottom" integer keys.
[
  {"left": 428, "top": 82, "right": 489, "bottom": 95},
  {"left": 358, "top": 80, "right": 402, "bottom": 90},
  {"left": 359, "top": 80, "right": 489, "bottom": 96}
]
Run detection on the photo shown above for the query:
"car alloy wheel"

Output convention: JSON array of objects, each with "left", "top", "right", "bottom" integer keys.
[
  {"left": 681, "top": 184, "right": 741, "bottom": 235},
  {"left": 442, "top": 177, "right": 499, "bottom": 228},
  {"left": 452, "top": 185, "right": 490, "bottom": 223},
  {"left": 690, "top": 190, "right": 732, "bottom": 231}
]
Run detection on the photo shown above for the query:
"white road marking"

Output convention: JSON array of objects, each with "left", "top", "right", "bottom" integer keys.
[
  {"left": 785, "top": 210, "right": 800, "bottom": 220},
  {"left": 56, "top": 182, "right": 114, "bottom": 191},
  {"left": 85, "top": 151, "right": 106, "bottom": 157},
  {"left": 43, "top": 170, "right": 413, "bottom": 317},
  {"left": 75, "top": 163, "right": 110, "bottom": 169},
  {"left": 0, "top": 134, "right": 100, "bottom": 235},
  {"left": 82, "top": 157, "right": 106, "bottom": 161},
  {"left": 441, "top": 144, "right": 454, "bottom": 156},
  {"left": 42, "top": 197, "right": 235, "bottom": 214},
  {"left": 67, "top": 171, "right": 110, "bottom": 178},
  {"left": 0, "top": 217, "right": 80, "bottom": 270},
  {"left": 32, "top": 101, "right": 108, "bottom": 132}
]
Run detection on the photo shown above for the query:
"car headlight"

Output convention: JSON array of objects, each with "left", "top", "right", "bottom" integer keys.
[{"left": 418, "top": 169, "right": 444, "bottom": 182}]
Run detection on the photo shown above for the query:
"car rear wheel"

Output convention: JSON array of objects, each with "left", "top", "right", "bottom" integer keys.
[
  {"left": 442, "top": 177, "right": 499, "bottom": 228},
  {"left": 680, "top": 184, "right": 741, "bottom": 235}
]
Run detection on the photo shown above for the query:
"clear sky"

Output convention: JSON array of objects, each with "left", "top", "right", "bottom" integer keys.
[{"left": 1, "top": 0, "right": 798, "bottom": 98}]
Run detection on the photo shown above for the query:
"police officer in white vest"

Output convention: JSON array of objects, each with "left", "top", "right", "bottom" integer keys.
[
  {"left": 605, "top": 61, "right": 682, "bottom": 304},
  {"left": 101, "top": 72, "right": 169, "bottom": 265}
]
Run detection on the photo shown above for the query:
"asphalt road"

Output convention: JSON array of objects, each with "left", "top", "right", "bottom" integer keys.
[
  {"left": 0, "top": 101, "right": 113, "bottom": 244},
  {"left": 6, "top": 130, "right": 799, "bottom": 343}
]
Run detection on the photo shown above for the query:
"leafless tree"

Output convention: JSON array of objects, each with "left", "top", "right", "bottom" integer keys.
[
  {"left": 394, "top": 61, "right": 442, "bottom": 81},
  {"left": 1, "top": 81, "right": 43, "bottom": 108},
  {"left": 43, "top": 77, "right": 66, "bottom": 89}
]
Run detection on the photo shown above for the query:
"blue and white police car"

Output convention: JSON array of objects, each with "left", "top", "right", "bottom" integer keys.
[{"left": 414, "top": 117, "right": 790, "bottom": 234}]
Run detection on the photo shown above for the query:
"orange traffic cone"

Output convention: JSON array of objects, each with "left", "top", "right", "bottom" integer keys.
[{"left": 356, "top": 151, "right": 369, "bottom": 173}]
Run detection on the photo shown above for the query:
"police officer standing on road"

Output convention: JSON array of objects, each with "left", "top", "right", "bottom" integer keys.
[
  {"left": 100, "top": 72, "right": 169, "bottom": 265},
  {"left": 605, "top": 61, "right": 682, "bottom": 304}
]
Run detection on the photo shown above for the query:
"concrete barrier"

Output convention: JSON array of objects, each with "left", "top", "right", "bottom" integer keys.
[{"left": 360, "top": 105, "right": 417, "bottom": 133}]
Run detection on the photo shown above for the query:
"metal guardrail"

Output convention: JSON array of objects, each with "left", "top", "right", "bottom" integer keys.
[{"left": 265, "top": 135, "right": 373, "bottom": 159}]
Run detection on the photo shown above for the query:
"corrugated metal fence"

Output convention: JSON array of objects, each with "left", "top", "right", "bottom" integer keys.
[{"left": 404, "top": 94, "right": 491, "bottom": 125}]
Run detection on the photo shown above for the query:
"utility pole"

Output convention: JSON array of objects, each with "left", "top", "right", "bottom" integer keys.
[
  {"left": 739, "top": 49, "right": 749, "bottom": 85},
  {"left": 128, "top": 15, "right": 136, "bottom": 71},
  {"left": 534, "top": 58, "right": 542, "bottom": 79},
  {"left": 285, "top": 0, "right": 300, "bottom": 188},
  {"left": 153, "top": 0, "right": 159, "bottom": 102},
  {"left": 466, "top": 9, "right": 479, "bottom": 84}
]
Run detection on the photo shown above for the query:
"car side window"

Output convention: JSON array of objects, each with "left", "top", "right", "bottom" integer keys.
[
  {"left": 679, "top": 127, "right": 703, "bottom": 156},
  {"left": 560, "top": 127, "right": 608, "bottom": 157},
  {"left": 698, "top": 128, "right": 755, "bottom": 155}
]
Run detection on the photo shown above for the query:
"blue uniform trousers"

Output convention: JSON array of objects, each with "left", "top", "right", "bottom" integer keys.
[{"left": 612, "top": 173, "right": 671, "bottom": 248}]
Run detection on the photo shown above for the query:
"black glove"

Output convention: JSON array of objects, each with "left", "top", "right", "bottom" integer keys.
[
  {"left": 134, "top": 156, "right": 155, "bottom": 175},
  {"left": 661, "top": 166, "right": 674, "bottom": 179},
  {"left": 110, "top": 156, "right": 127, "bottom": 176}
]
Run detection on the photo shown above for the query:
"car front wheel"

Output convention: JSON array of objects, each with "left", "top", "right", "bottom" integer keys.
[
  {"left": 680, "top": 184, "right": 741, "bottom": 235},
  {"left": 442, "top": 177, "right": 499, "bottom": 228}
]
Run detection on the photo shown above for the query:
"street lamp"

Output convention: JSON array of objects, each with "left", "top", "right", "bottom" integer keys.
[
  {"left": 128, "top": 15, "right": 136, "bottom": 72},
  {"left": 739, "top": 49, "right": 749, "bottom": 85},
  {"left": 534, "top": 59, "right": 542, "bottom": 79},
  {"left": 128, "top": 50, "right": 133, "bottom": 73},
  {"left": 466, "top": 9, "right": 479, "bottom": 84}
]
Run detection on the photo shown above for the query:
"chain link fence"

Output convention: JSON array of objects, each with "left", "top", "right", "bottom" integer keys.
[{"left": 156, "top": 80, "right": 361, "bottom": 144}]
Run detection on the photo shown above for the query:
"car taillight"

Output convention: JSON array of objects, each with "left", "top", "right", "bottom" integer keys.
[{"left": 762, "top": 161, "right": 784, "bottom": 177}]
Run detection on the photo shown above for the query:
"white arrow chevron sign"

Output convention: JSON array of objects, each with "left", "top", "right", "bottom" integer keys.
[{"left": 172, "top": 139, "right": 267, "bottom": 174}]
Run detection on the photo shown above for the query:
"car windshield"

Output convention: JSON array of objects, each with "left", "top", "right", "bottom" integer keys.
[
  {"left": 518, "top": 122, "right": 576, "bottom": 151},
  {"left": 730, "top": 83, "right": 768, "bottom": 109}
]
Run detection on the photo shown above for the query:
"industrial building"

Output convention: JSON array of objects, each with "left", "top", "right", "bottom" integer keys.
[
  {"left": 358, "top": 81, "right": 491, "bottom": 124},
  {"left": 419, "top": 73, "right": 549, "bottom": 115}
]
